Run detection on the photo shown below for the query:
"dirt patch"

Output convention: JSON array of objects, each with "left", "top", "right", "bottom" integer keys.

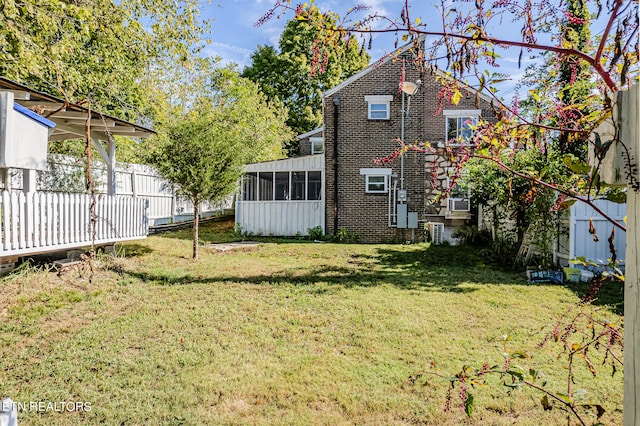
[{"left": 207, "top": 241, "right": 261, "bottom": 252}]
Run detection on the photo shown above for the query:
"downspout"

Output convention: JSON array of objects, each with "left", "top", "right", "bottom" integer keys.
[{"left": 333, "top": 96, "right": 339, "bottom": 234}]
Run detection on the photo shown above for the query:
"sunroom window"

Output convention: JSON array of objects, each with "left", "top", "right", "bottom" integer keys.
[{"left": 241, "top": 171, "right": 322, "bottom": 201}]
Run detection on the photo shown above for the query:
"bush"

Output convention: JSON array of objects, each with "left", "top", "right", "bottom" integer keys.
[
  {"left": 478, "top": 237, "right": 520, "bottom": 269},
  {"left": 452, "top": 226, "right": 492, "bottom": 246},
  {"left": 329, "top": 227, "right": 361, "bottom": 243},
  {"left": 307, "top": 226, "right": 324, "bottom": 241}
]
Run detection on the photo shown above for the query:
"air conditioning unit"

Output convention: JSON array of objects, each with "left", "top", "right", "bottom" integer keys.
[
  {"left": 448, "top": 198, "right": 470, "bottom": 212},
  {"left": 428, "top": 222, "right": 445, "bottom": 245}
]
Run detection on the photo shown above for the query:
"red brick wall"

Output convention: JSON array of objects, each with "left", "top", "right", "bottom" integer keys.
[{"left": 324, "top": 56, "right": 495, "bottom": 243}]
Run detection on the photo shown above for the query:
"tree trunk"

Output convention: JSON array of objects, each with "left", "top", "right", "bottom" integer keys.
[{"left": 192, "top": 200, "right": 199, "bottom": 259}]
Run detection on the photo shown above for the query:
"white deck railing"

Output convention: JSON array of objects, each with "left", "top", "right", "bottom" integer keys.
[{"left": 1, "top": 191, "right": 148, "bottom": 257}]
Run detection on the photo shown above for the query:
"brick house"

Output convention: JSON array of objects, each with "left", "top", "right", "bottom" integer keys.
[{"left": 236, "top": 41, "right": 495, "bottom": 243}]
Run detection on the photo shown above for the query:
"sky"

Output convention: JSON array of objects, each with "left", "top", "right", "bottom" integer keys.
[
  {"left": 202, "top": 1, "right": 402, "bottom": 70},
  {"left": 197, "top": 0, "right": 609, "bottom": 97},
  {"left": 199, "top": 0, "right": 541, "bottom": 97}
]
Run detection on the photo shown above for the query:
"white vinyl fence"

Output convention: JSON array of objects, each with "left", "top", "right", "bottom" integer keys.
[
  {"left": 570, "top": 199, "right": 626, "bottom": 264},
  {"left": 479, "top": 198, "right": 627, "bottom": 266},
  {"left": 4, "top": 154, "right": 232, "bottom": 226},
  {"left": 1, "top": 191, "right": 148, "bottom": 256}
]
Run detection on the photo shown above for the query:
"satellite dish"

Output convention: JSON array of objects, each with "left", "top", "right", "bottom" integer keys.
[{"left": 400, "top": 81, "right": 419, "bottom": 95}]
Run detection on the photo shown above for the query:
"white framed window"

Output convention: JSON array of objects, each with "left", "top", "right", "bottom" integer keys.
[
  {"left": 444, "top": 109, "right": 480, "bottom": 145},
  {"left": 365, "top": 95, "right": 393, "bottom": 120},
  {"left": 360, "top": 168, "right": 392, "bottom": 193},
  {"left": 310, "top": 137, "right": 324, "bottom": 154}
]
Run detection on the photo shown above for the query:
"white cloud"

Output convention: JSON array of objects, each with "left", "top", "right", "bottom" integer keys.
[{"left": 203, "top": 42, "right": 254, "bottom": 70}]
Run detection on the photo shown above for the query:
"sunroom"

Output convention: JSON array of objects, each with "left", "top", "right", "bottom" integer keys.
[{"left": 235, "top": 154, "right": 324, "bottom": 237}]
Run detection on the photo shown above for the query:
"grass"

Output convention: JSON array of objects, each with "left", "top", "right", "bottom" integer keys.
[{"left": 0, "top": 219, "right": 624, "bottom": 425}]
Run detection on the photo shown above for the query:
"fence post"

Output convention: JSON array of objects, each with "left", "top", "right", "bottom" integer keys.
[{"left": 623, "top": 84, "right": 639, "bottom": 425}]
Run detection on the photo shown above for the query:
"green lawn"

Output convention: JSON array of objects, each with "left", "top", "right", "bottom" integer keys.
[{"left": 0, "top": 219, "right": 623, "bottom": 425}]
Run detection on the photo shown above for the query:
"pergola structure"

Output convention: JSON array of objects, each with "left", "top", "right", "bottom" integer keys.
[
  {"left": 0, "top": 77, "right": 154, "bottom": 195},
  {"left": 0, "top": 77, "right": 155, "bottom": 263}
]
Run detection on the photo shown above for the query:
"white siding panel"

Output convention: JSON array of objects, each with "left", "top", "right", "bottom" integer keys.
[
  {"left": 244, "top": 154, "right": 324, "bottom": 172},
  {"left": 236, "top": 201, "right": 324, "bottom": 237}
]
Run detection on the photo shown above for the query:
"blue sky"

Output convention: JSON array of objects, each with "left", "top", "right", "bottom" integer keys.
[
  {"left": 198, "top": 0, "right": 609, "bottom": 97},
  {"left": 199, "top": 0, "right": 541, "bottom": 97},
  {"left": 203, "top": 1, "right": 403, "bottom": 70}
]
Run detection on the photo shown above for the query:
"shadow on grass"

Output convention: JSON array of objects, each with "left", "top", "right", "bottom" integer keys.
[
  {"left": 111, "top": 244, "right": 528, "bottom": 293},
  {"left": 565, "top": 279, "right": 624, "bottom": 315},
  {"left": 111, "top": 236, "right": 625, "bottom": 313},
  {"left": 115, "top": 243, "right": 154, "bottom": 257}
]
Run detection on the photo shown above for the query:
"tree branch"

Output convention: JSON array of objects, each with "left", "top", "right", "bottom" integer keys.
[
  {"left": 522, "top": 378, "right": 588, "bottom": 426},
  {"left": 595, "top": 0, "right": 622, "bottom": 64}
]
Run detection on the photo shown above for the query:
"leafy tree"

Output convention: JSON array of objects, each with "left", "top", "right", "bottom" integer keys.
[
  {"left": 465, "top": 149, "right": 573, "bottom": 264},
  {"left": 153, "top": 112, "right": 241, "bottom": 259},
  {"left": 0, "top": 0, "right": 209, "bottom": 123},
  {"left": 244, "top": 5, "right": 369, "bottom": 154},
  {"left": 0, "top": 0, "right": 214, "bottom": 165},
  {"left": 555, "top": 0, "right": 595, "bottom": 158},
  {"left": 150, "top": 66, "right": 292, "bottom": 259}
]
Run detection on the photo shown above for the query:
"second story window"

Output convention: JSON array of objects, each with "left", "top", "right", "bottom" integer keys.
[
  {"left": 365, "top": 95, "right": 393, "bottom": 120},
  {"left": 444, "top": 110, "right": 481, "bottom": 145},
  {"left": 310, "top": 137, "right": 324, "bottom": 154}
]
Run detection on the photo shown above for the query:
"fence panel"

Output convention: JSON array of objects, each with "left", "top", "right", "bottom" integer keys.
[{"left": 0, "top": 191, "right": 148, "bottom": 257}]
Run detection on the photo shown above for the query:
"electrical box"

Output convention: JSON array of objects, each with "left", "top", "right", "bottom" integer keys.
[
  {"left": 397, "top": 189, "right": 407, "bottom": 202},
  {"left": 408, "top": 212, "right": 418, "bottom": 229},
  {"left": 0, "top": 91, "right": 55, "bottom": 171},
  {"left": 397, "top": 203, "right": 407, "bottom": 228}
]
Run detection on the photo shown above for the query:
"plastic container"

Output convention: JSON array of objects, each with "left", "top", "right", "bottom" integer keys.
[
  {"left": 579, "top": 270, "right": 595, "bottom": 282},
  {"left": 563, "top": 267, "right": 581, "bottom": 283}
]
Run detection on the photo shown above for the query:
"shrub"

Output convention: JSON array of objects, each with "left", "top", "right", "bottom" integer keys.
[
  {"left": 330, "top": 227, "right": 361, "bottom": 243},
  {"left": 452, "top": 226, "right": 492, "bottom": 246},
  {"left": 307, "top": 226, "right": 324, "bottom": 241}
]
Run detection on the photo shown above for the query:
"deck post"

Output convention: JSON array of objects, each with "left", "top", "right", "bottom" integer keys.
[
  {"left": 623, "top": 84, "right": 639, "bottom": 425},
  {"left": 131, "top": 169, "right": 137, "bottom": 197},
  {"left": 22, "top": 168, "right": 36, "bottom": 194},
  {"left": 1, "top": 168, "right": 10, "bottom": 191},
  {"left": 106, "top": 135, "right": 116, "bottom": 196}
]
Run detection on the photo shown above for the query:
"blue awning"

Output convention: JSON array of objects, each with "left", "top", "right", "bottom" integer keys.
[{"left": 13, "top": 102, "right": 56, "bottom": 129}]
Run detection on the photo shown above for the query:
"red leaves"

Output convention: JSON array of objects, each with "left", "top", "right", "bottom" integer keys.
[{"left": 563, "top": 11, "right": 589, "bottom": 25}]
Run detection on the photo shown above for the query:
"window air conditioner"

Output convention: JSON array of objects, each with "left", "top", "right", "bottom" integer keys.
[
  {"left": 448, "top": 198, "right": 470, "bottom": 212},
  {"left": 428, "top": 222, "right": 445, "bottom": 245}
]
